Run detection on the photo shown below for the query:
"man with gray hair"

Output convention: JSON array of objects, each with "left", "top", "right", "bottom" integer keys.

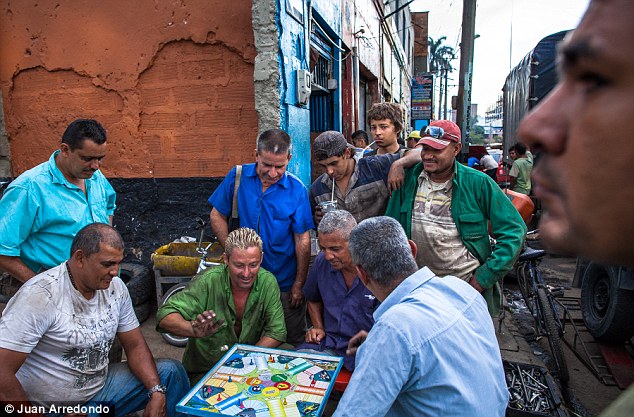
[
  {"left": 333, "top": 217, "right": 508, "bottom": 417},
  {"left": 208, "top": 129, "right": 314, "bottom": 345},
  {"left": 157, "top": 227, "right": 287, "bottom": 384},
  {"left": 296, "top": 210, "right": 377, "bottom": 371}
]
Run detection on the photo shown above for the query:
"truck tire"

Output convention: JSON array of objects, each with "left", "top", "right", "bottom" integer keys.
[
  {"left": 160, "top": 283, "right": 189, "bottom": 347},
  {"left": 119, "top": 262, "right": 153, "bottom": 306},
  {"left": 581, "top": 263, "right": 634, "bottom": 342}
]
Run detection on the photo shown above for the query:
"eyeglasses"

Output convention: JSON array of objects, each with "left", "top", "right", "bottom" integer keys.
[{"left": 424, "top": 126, "right": 459, "bottom": 140}]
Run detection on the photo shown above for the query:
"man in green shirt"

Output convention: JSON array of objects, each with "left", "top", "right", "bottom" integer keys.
[
  {"left": 509, "top": 143, "right": 532, "bottom": 195},
  {"left": 156, "top": 228, "right": 287, "bottom": 384}
]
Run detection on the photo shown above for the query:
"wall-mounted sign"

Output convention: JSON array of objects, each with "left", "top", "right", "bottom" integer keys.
[{"left": 411, "top": 74, "right": 433, "bottom": 121}]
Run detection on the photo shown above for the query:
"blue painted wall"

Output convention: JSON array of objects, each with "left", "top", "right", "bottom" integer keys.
[{"left": 277, "top": 0, "right": 341, "bottom": 187}]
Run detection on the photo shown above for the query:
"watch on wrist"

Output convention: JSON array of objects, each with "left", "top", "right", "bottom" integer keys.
[{"left": 148, "top": 384, "right": 167, "bottom": 398}]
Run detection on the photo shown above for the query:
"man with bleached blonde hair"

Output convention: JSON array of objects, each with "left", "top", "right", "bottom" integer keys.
[{"left": 157, "top": 227, "right": 286, "bottom": 384}]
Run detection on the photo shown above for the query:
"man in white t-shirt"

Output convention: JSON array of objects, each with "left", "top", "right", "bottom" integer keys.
[{"left": 0, "top": 223, "right": 189, "bottom": 417}]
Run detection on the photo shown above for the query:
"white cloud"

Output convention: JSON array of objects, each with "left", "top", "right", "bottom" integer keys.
[{"left": 410, "top": 0, "right": 589, "bottom": 113}]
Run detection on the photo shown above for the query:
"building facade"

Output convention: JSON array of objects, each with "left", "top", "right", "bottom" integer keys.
[{"left": 0, "top": 0, "right": 417, "bottom": 262}]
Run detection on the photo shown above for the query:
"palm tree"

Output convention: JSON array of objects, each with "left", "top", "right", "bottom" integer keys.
[{"left": 428, "top": 37, "right": 456, "bottom": 119}]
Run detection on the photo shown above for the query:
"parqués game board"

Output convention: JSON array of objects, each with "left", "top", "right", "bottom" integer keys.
[{"left": 177, "top": 344, "right": 343, "bottom": 417}]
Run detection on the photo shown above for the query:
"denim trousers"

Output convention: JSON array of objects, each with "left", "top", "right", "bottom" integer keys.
[{"left": 80, "top": 358, "right": 190, "bottom": 417}]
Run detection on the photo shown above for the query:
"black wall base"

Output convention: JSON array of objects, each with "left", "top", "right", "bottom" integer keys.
[{"left": 109, "top": 177, "right": 223, "bottom": 266}]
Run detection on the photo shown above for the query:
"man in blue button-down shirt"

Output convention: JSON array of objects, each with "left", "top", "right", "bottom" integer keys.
[
  {"left": 0, "top": 119, "right": 116, "bottom": 282},
  {"left": 334, "top": 216, "right": 508, "bottom": 417},
  {"left": 208, "top": 129, "right": 314, "bottom": 345},
  {"left": 297, "top": 210, "right": 377, "bottom": 371}
]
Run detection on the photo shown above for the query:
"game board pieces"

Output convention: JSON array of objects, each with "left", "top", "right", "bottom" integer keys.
[
  {"left": 217, "top": 394, "right": 222, "bottom": 401},
  {"left": 283, "top": 398, "right": 287, "bottom": 406},
  {"left": 285, "top": 363, "right": 289, "bottom": 370},
  {"left": 250, "top": 358, "right": 254, "bottom": 365},
  {"left": 228, "top": 376, "right": 232, "bottom": 382}
]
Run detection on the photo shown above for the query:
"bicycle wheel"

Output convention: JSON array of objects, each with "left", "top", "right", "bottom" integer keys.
[
  {"left": 517, "top": 262, "right": 536, "bottom": 315},
  {"left": 160, "top": 283, "right": 189, "bottom": 347},
  {"left": 537, "top": 287, "right": 570, "bottom": 384}
]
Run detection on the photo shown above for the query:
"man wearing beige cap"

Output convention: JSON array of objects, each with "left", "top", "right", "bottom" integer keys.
[{"left": 385, "top": 120, "right": 526, "bottom": 315}]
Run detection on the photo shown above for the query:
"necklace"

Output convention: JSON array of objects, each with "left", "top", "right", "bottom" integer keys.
[{"left": 66, "top": 262, "right": 79, "bottom": 291}]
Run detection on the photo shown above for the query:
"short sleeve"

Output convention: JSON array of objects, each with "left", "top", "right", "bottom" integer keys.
[
  {"left": 0, "top": 285, "right": 54, "bottom": 353},
  {"left": 0, "top": 184, "right": 39, "bottom": 257},
  {"left": 291, "top": 184, "right": 315, "bottom": 234},
  {"left": 208, "top": 166, "right": 237, "bottom": 217},
  {"left": 509, "top": 162, "right": 519, "bottom": 177}
]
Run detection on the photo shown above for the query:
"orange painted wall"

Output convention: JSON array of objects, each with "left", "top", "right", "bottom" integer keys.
[{"left": 0, "top": 0, "right": 257, "bottom": 178}]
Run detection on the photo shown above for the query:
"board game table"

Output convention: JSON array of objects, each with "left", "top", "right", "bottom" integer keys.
[{"left": 177, "top": 344, "right": 343, "bottom": 417}]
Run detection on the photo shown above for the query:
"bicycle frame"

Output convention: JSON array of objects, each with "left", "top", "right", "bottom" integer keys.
[{"left": 516, "top": 255, "right": 570, "bottom": 384}]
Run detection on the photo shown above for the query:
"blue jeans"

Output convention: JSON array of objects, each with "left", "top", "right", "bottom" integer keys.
[{"left": 85, "top": 358, "right": 189, "bottom": 417}]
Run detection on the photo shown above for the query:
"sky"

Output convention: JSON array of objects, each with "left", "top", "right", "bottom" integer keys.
[{"left": 409, "top": 0, "right": 590, "bottom": 115}]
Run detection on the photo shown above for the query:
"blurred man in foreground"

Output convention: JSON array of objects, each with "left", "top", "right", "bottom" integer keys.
[{"left": 519, "top": 1, "right": 634, "bottom": 414}]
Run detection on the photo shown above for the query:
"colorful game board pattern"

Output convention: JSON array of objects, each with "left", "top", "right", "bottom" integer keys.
[{"left": 177, "top": 344, "right": 343, "bottom": 417}]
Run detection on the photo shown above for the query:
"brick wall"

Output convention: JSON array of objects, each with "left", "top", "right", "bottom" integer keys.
[{"left": 0, "top": 0, "right": 257, "bottom": 178}]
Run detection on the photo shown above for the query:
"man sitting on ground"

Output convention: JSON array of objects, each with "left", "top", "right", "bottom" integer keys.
[
  {"left": 0, "top": 223, "right": 189, "bottom": 417},
  {"left": 297, "top": 210, "right": 377, "bottom": 371},
  {"left": 157, "top": 228, "right": 287, "bottom": 385},
  {"left": 333, "top": 216, "right": 508, "bottom": 417}
]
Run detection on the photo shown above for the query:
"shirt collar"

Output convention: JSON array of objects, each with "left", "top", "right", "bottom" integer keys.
[
  {"left": 417, "top": 160, "right": 457, "bottom": 192},
  {"left": 245, "top": 163, "right": 290, "bottom": 189},
  {"left": 374, "top": 266, "right": 436, "bottom": 320},
  {"left": 47, "top": 150, "right": 99, "bottom": 187}
]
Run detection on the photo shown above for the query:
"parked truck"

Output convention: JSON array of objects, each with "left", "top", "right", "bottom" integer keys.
[{"left": 503, "top": 30, "right": 634, "bottom": 343}]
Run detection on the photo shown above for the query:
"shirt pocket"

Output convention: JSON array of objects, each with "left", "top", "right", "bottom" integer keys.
[
  {"left": 458, "top": 212, "right": 487, "bottom": 241},
  {"left": 88, "top": 191, "right": 109, "bottom": 223},
  {"left": 269, "top": 209, "right": 293, "bottom": 248}
]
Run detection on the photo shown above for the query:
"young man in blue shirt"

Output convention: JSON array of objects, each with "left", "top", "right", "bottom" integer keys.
[{"left": 208, "top": 129, "right": 314, "bottom": 346}]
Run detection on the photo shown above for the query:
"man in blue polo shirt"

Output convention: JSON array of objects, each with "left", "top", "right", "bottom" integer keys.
[
  {"left": 208, "top": 129, "right": 314, "bottom": 346},
  {"left": 297, "top": 210, "right": 377, "bottom": 371},
  {"left": 0, "top": 119, "right": 116, "bottom": 282}
]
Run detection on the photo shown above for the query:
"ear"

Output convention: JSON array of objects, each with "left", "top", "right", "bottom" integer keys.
[
  {"left": 355, "top": 265, "right": 369, "bottom": 286},
  {"left": 408, "top": 239, "right": 418, "bottom": 260},
  {"left": 287, "top": 153, "right": 292, "bottom": 161},
  {"left": 254, "top": 149, "right": 258, "bottom": 161},
  {"left": 344, "top": 147, "right": 351, "bottom": 159},
  {"left": 73, "top": 249, "right": 85, "bottom": 267},
  {"left": 222, "top": 253, "right": 229, "bottom": 264},
  {"left": 60, "top": 142, "right": 71, "bottom": 156},
  {"left": 453, "top": 142, "right": 462, "bottom": 156}
]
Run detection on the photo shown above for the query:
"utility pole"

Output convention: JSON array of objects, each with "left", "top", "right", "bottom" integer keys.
[{"left": 456, "top": 0, "right": 477, "bottom": 162}]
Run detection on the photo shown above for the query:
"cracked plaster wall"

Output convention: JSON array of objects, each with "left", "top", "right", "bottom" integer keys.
[{"left": 0, "top": 0, "right": 258, "bottom": 178}]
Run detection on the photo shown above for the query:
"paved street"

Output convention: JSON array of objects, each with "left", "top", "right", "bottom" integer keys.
[{"left": 0, "top": 250, "right": 627, "bottom": 416}]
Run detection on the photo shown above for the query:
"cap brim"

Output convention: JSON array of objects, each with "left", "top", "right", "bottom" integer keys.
[{"left": 417, "top": 137, "right": 451, "bottom": 149}]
